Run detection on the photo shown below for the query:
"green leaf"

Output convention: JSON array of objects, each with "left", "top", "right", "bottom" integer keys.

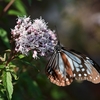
[
  {"left": 0, "top": 28, "right": 10, "bottom": 48},
  {"left": 7, "top": 0, "right": 27, "bottom": 16},
  {"left": 18, "top": 54, "right": 25, "bottom": 59},
  {"left": 3, "top": 70, "right": 13, "bottom": 100},
  {"left": 14, "top": 0, "right": 27, "bottom": 15},
  {"left": 0, "top": 53, "right": 6, "bottom": 62},
  {"left": 8, "top": 10, "right": 24, "bottom": 16},
  {"left": 0, "top": 65, "right": 4, "bottom": 69},
  {"left": 11, "top": 72, "right": 18, "bottom": 80}
]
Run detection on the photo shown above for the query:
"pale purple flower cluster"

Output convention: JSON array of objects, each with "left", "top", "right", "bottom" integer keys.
[{"left": 11, "top": 16, "right": 57, "bottom": 58}]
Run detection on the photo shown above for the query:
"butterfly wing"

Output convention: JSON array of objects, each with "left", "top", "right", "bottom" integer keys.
[
  {"left": 62, "top": 48, "right": 100, "bottom": 84},
  {"left": 45, "top": 51, "right": 74, "bottom": 86},
  {"left": 46, "top": 45, "right": 100, "bottom": 86}
]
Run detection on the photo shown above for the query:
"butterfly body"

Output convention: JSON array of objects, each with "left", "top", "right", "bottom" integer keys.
[{"left": 45, "top": 42, "right": 100, "bottom": 86}]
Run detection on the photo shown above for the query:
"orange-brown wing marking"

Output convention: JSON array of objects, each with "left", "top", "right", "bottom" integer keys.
[
  {"left": 60, "top": 52, "right": 74, "bottom": 84},
  {"left": 60, "top": 52, "right": 74, "bottom": 77}
]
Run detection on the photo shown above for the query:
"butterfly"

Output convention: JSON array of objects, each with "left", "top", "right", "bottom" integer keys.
[{"left": 45, "top": 41, "right": 100, "bottom": 86}]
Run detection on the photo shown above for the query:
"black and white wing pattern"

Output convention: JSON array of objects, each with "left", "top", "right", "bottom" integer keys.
[{"left": 45, "top": 43, "right": 100, "bottom": 86}]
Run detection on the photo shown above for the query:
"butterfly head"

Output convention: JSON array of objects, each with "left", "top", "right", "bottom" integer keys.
[{"left": 54, "top": 41, "right": 62, "bottom": 52}]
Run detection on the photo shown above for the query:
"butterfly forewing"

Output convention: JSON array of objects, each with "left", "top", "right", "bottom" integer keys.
[
  {"left": 64, "top": 50, "right": 100, "bottom": 83},
  {"left": 46, "top": 43, "right": 100, "bottom": 86}
]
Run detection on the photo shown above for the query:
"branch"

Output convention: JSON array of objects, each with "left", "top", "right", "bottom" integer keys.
[
  {"left": 0, "top": 0, "right": 15, "bottom": 17},
  {"left": 3, "top": 0, "right": 15, "bottom": 12}
]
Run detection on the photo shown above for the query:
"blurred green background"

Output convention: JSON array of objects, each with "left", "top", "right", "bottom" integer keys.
[{"left": 0, "top": 0, "right": 100, "bottom": 100}]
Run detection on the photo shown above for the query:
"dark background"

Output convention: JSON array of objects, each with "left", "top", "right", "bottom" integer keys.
[{"left": 0, "top": 0, "right": 100, "bottom": 100}]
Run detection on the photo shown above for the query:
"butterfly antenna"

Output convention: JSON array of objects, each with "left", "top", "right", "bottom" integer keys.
[{"left": 55, "top": 26, "right": 60, "bottom": 45}]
